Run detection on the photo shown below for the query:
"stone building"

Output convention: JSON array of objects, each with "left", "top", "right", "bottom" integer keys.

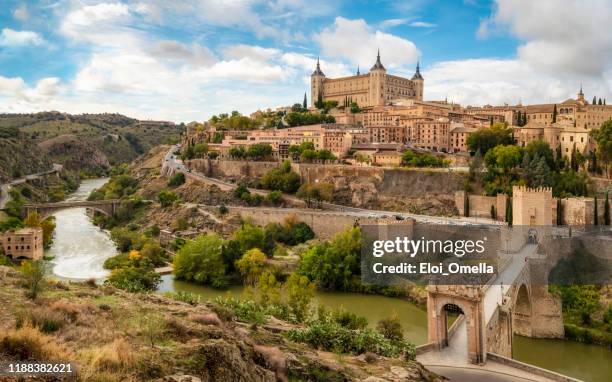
[
  {"left": 0, "top": 227, "right": 44, "bottom": 260},
  {"left": 449, "top": 124, "right": 477, "bottom": 153},
  {"left": 311, "top": 51, "right": 423, "bottom": 108}
]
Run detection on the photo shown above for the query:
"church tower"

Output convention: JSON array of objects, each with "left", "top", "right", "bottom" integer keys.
[
  {"left": 369, "top": 50, "right": 387, "bottom": 106},
  {"left": 577, "top": 83, "right": 585, "bottom": 104},
  {"left": 411, "top": 61, "right": 424, "bottom": 101},
  {"left": 310, "top": 57, "right": 325, "bottom": 108}
]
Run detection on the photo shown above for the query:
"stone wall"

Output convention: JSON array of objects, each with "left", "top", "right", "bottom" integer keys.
[
  {"left": 200, "top": 206, "right": 410, "bottom": 239},
  {"left": 455, "top": 191, "right": 507, "bottom": 221},
  {"left": 485, "top": 306, "right": 512, "bottom": 357}
]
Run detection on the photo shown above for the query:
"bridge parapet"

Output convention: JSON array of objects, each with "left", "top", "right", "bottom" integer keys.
[{"left": 23, "top": 200, "right": 123, "bottom": 220}]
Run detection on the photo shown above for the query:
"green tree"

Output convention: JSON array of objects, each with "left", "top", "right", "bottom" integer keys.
[
  {"left": 173, "top": 234, "right": 228, "bottom": 288},
  {"left": 525, "top": 140, "right": 554, "bottom": 168},
  {"left": 505, "top": 196, "right": 512, "bottom": 226},
  {"left": 19, "top": 261, "right": 47, "bottom": 299},
  {"left": 552, "top": 104, "right": 557, "bottom": 123},
  {"left": 376, "top": 314, "right": 403, "bottom": 341},
  {"left": 245, "top": 143, "right": 273, "bottom": 160},
  {"left": 302, "top": 92, "right": 307, "bottom": 109},
  {"left": 235, "top": 248, "right": 267, "bottom": 285},
  {"left": 266, "top": 190, "right": 283, "bottom": 205},
  {"left": 557, "top": 198, "right": 563, "bottom": 225},
  {"left": 464, "top": 192, "right": 470, "bottom": 217},
  {"left": 108, "top": 264, "right": 161, "bottom": 292},
  {"left": 298, "top": 227, "right": 361, "bottom": 290},
  {"left": 234, "top": 223, "right": 266, "bottom": 254},
  {"left": 285, "top": 273, "right": 315, "bottom": 322},
  {"left": 593, "top": 96, "right": 597, "bottom": 105},
  {"left": 466, "top": 123, "right": 514, "bottom": 154},
  {"left": 590, "top": 120, "right": 612, "bottom": 178}
]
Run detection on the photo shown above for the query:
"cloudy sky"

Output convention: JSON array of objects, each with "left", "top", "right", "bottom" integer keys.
[{"left": 0, "top": 0, "right": 611, "bottom": 122}]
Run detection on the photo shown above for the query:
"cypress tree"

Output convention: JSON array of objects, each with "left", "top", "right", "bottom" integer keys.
[
  {"left": 505, "top": 196, "right": 513, "bottom": 226},
  {"left": 604, "top": 191, "right": 610, "bottom": 226},
  {"left": 464, "top": 192, "right": 470, "bottom": 217},
  {"left": 556, "top": 198, "right": 563, "bottom": 225},
  {"left": 594, "top": 196, "right": 599, "bottom": 225},
  {"left": 604, "top": 99, "right": 606, "bottom": 105},
  {"left": 598, "top": 98, "right": 603, "bottom": 105},
  {"left": 490, "top": 205, "right": 496, "bottom": 220},
  {"left": 593, "top": 96, "right": 597, "bottom": 105},
  {"left": 303, "top": 92, "right": 307, "bottom": 109},
  {"left": 570, "top": 144, "right": 578, "bottom": 171},
  {"left": 552, "top": 104, "right": 557, "bottom": 123},
  {"left": 316, "top": 90, "right": 323, "bottom": 109}
]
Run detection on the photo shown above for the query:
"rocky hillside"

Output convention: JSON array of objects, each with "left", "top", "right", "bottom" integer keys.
[
  {"left": 0, "top": 127, "right": 52, "bottom": 183},
  {"left": 0, "top": 112, "right": 183, "bottom": 176},
  {"left": 0, "top": 266, "right": 440, "bottom": 382}
]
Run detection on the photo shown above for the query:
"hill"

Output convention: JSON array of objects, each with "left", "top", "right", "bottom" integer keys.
[
  {"left": 0, "top": 127, "right": 52, "bottom": 183},
  {"left": 0, "top": 112, "right": 183, "bottom": 176}
]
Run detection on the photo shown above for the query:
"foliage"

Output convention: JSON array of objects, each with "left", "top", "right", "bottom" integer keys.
[
  {"left": 466, "top": 123, "right": 514, "bottom": 154},
  {"left": 209, "top": 111, "right": 258, "bottom": 130},
  {"left": 23, "top": 212, "right": 56, "bottom": 248},
  {"left": 259, "top": 161, "right": 301, "bottom": 193},
  {"left": 553, "top": 170, "right": 588, "bottom": 197},
  {"left": 285, "top": 274, "right": 315, "bottom": 323},
  {"left": 88, "top": 172, "right": 138, "bottom": 200},
  {"left": 173, "top": 234, "right": 228, "bottom": 288},
  {"left": 245, "top": 143, "right": 273, "bottom": 160},
  {"left": 298, "top": 227, "right": 361, "bottom": 291},
  {"left": 266, "top": 220, "right": 315, "bottom": 246},
  {"left": 19, "top": 261, "right": 47, "bottom": 299},
  {"left": 590, "top": 120, "right": 612, "bottom": 176},
  {"left": 376, "top": 314, "right": 403, "bottom": 341},
  {"left": 266, "top": 190, "right": 283, "bottom": 205},
  {"left": 167, "top": 172, "right": 186, "bottom": 187},
  {"left": 107, "top": 263, "right": 161, "bottom": 292},
  {"left": 296, "top": 182, "right": 334, "bottom": 207},
  {"left": 235, "top": 248, "right": 267, "bottom": 285},
  {"left": 285, "top": 112, "right": 335, "bottom": 127},
  {"left": 164, "top": 291, "right": 201, "bottom": 305},
  {"left": 286, "top": 321, "right": 415, "bottom": 359},
  {"left": 401, "top": 150, "right": 448, "bottom": 168},
  {"left": 157, "top": 189, "right": 178, "bottom": 207}
]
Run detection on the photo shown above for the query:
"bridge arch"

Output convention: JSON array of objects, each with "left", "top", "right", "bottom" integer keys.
[
  {"left": 23, "top": 200, "right": 121, "bottom": 221},
  {"left": 512, "top": 283, "right": 532, "bottom": 337}
]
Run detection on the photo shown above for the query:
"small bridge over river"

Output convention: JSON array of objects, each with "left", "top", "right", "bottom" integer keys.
[{"left": 23, "top": 200, "right": 123, "bottom": 220}]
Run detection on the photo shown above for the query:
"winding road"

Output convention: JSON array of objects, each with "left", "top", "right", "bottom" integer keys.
[{"left": 0, "top": 164, "right": 63, "bottom": 210}]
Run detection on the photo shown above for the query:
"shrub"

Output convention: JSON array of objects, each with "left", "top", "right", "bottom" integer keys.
[
  {"left": 157, "top": 189, "right": 179, "bottom": 207},
  {"left": 235, "top": 248, "right": 267, "bottom": 285},
  {"left": 214, "top": 297, "right": 266, "bottom": 324},
  {"left": 16, "top": 308, "right": 68, "bottom": 333},
  {"left": 173, "top": 234, "right": 228, "bottom": 288},
  {"left": 167, "top": 172, "right": 186, "bottom": 187},
  {"left": 286, "top": 321, "right": 415, "bottom": 358},
  {"left": 89, "top": 339, "right": 137, "bottom": 372},
  {"left": 107, "top": 266, "right": 161, "bottom": 292},
  {"left": 266, "top": 190, "right": 283, "bottom": 205},
  {"left": 164, "top": 291, "right": 201, "bottom": 305},
  {"left": 376, "top": 315, "right": 403, "bottom": 341},
  {"left": 219, "top": 203, "right": 228, "bottom": 215},
  {"left": 19, "top": 261, "right": 47, "bottom": 299}
]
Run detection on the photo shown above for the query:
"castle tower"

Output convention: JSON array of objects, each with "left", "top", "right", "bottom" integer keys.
[
  {"left": 310, "top": 57, "right": 325, "bottom": 107},
  {"left": 577, "top": 83, "right": 585, "bottom": 104},
  {"left": 369, "top": 49, "right": 387, "bottom": 106},
  {"left": 411, "top": 61, "right": 424, "bottom": 101},
  {"left": 512, "top": 186, "right": 552, "bottom": 226}
]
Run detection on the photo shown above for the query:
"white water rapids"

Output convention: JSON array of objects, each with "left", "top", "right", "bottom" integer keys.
[{"left": 46, "top": 178, "right": 117, "bottom": 280}]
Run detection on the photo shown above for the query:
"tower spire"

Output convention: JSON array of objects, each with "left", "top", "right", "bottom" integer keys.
[
  {"left": 357, "top": 65, "right": 360, "bottom": 75},
  {"left": 312, "top": 56, "right": 324, "bottom": 76},
  {"left": 370, "top": 49, "right": 385, "bottom": 71},
  {"left": 412, "top": 60, "right": 423, "bottom": 80}
]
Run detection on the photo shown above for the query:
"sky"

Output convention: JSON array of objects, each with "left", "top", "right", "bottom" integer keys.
[{"left": 0, "top": 0, "right": 611, "bottom": 122}]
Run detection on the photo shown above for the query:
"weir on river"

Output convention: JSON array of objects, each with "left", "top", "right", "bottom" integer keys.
[{"left": 47, "top": 178, "right": 611, "bottom": 382}]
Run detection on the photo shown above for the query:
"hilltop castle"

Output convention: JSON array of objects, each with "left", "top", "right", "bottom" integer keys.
[{"left": 311, "top": 51, "right": 424, "bottom": 108}]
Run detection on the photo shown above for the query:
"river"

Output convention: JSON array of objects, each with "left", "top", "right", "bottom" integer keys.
[
  {"left": 47, "top": 178, "right": 117, "bottom": 279},
  {"left": 47, "top": 178, "right": 611, "bottom": 382}
]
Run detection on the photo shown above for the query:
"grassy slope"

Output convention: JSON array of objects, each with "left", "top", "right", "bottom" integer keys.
[{"left": 0, "top": 266, "right": 438, "bottom": 382}]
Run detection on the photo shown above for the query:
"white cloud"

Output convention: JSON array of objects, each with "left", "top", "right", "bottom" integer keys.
[
  {"left": 150, "top": 41, "right": 216, "bottom": 67},
  {"left": 424, "top": 58, "right": 611, "bottom": 106},
  {"left": 409, "top": 21, "right": 436, "bottom": 28},
  {"left": 315, "top": 17, "right": 420, "bottom": 70},
  {"left": 479, "top": 0, "right": 612, "bottom": 77},
  {"left": 222, "top": 45, "right": 280, "bottom": 63},
  {"left": 0, "top": 28, "right": 44, "bottom": 47},
  {"left": 0, "top": 75, "right": 61, "bottom": 104},
  {"left": 13, "top": 4, "right": 29, "bottom": 21}
]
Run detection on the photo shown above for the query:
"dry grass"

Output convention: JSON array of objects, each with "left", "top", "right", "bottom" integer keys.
[
  {"left": 189, "top": 312, "right": 221, "bottom": 326},
  {"left": 16, "top": 307, "right": 68, "bottom": 333},
  {"left": 0, "top": 324, "right": 70, "bottom": 361},
  {"left": 49, "top": 299, "right": 85, "bottom": 322},
  {"left": 87, "top": 338, "right": 138, "bottom": 373}
]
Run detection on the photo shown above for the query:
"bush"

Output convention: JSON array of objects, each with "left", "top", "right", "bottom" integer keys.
[
  {"left": 168, "top": 173, "right": 186, "bottom": 187},
  {"left": 259, "top": 161, "right": 301, "bottom": 193},
  {"left": 376, "top": 315, "right": 403, "bottom": 341},
  {"left": 107, "top": 266, "right": 161, "bottom": 292},
  {"left": 266, "top": 190, "right": 283, "bottom": 205},
  {"left": 235, "top": 248, "right": 267, "bottom": 285},
  {"left": 286, "top": 321, "right": 415, "bottom": 358},
  {"left": 16, "top": 308, "right": 68, "bottom": 333},
  {"left": 164, "top": 291, "right": 201, "bottom": 305},
  {"left": 157, "top": 189, "right": 179, "bottom": 207},
  {"left": 219, "top": 203, "right": 228, "bottom": 215},
  {"left": 19, "top": 261, "right": 47, "bottom": 299},
  {"left": 173, "top": 234, "right": 228, "bottom": 288}
]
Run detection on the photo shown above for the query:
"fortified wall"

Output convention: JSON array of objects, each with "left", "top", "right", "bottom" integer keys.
[{"left": 455, "top": 190, "right": 609, "bottom": 225}]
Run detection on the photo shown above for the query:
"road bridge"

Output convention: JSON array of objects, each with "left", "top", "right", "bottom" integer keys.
[{"left": 23, "top": 200, "right": 123, "bottom": 220}]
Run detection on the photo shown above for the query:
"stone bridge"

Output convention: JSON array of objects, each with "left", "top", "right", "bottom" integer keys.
[
  {"left": 417, "top": 186, "right": 580, "bottom": 381},
  {"left": 23, "top": 200, "right": 123, "bottom": 220}
]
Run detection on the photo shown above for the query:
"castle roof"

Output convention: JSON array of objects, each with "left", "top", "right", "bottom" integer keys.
[
  {"left": 312, "top": 57, "right": 324, "bottom": 76},
  {"left": 370, "top": 50, "right": 386, "bottom": 71},
  {"left": 411, "top": 61, "right": 424, "bottom": 80}
]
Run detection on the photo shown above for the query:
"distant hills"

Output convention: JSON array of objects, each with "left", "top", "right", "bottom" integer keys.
[{"left": 0, "top": 112, "right": 183, "bottom": 181}]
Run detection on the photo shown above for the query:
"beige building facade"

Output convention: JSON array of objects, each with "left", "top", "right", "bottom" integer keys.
[
  {"left": 311, "top": 52, "right": 424, "bottom": 108},
  {"left": 1, "top": 227, "right": 44, "bottom": 260}
]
